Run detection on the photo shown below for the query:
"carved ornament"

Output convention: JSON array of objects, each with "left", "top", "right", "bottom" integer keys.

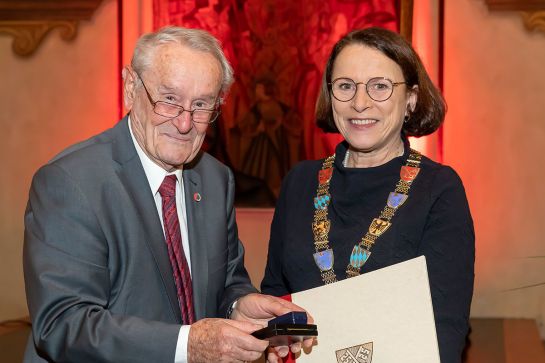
[
  {"left": 521, "top": 11, "right": 545, "bottom": 33},
  {"left": 0, "top": 0, "right": 103, "bottom": 57},
  {"left": 485, "top": 0, "right": 545, "bottom": 35}
]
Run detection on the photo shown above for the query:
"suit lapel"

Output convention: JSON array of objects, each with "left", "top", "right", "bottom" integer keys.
[
  {"left": 112, "top": 117, "right": 182, "bottom": 323},
  {"left": 183, "top": 164, "right": 208, "bottom": 320}
]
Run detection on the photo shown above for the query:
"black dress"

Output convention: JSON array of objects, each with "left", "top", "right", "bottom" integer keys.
[{"left": 261, "top": 140, "right": 475, "bottom": 363}]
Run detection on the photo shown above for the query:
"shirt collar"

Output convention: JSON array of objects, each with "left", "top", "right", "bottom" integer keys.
[{"left": 128, "top": 115, "right": 183, "bottom": 195}]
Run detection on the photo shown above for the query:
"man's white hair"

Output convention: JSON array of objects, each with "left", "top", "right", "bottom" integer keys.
[{"left": 131, "top": 26, "right": 234, "bottom": 97}]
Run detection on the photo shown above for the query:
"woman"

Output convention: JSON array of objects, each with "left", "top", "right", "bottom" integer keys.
[{"left": 261, "top": 27, "right": 474, "bottom": 363}]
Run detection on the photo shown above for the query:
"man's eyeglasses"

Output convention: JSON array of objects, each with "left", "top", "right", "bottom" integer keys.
[
  {"left": 136, "top": 72, "right": 220, "bottom": 124},
  {"left": 329, "top": 77, "right": 406, "bottom": 102}
]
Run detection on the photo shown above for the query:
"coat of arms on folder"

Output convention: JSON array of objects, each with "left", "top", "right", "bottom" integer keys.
[{"left": 335, "top": 342, "right": 373, "bottom": 363}]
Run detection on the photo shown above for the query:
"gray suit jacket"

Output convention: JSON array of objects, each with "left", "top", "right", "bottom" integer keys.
[{"left": 23, "top": 117, "right": 257, "bottom": 362}]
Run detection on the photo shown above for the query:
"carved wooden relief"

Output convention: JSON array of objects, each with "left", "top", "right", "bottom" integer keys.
[
  {"left": 485, "top": 0, "right": 545, "bottom": 34},
  {"left": 0, "top": 0, "right": 103, "bottom": 57},
  {"left": 521, "top": 11, "right": 545, "bottom": 33}
]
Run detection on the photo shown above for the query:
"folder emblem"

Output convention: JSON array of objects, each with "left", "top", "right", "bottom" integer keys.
[{"left": 335, "top": 342, "right": 373, "bottom": 363}]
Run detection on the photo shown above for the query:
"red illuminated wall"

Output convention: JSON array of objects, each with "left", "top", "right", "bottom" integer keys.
[{"left": 151, "top": 0, "right": 400, "bottom": 205}]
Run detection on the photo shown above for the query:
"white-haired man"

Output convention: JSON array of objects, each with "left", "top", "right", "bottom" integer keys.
[{"left": 23, "top": 26, "right": 311, "bottom": 363}]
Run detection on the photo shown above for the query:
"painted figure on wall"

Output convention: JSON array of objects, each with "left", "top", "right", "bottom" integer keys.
[
  {"left": 231, "top": 77, "right": 303, "bottom": 198},
  {"left": 154, "top": 0, "right": 398, "bottom": 205}
]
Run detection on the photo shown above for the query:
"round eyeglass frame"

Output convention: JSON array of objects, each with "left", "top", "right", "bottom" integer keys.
[
  {"left": 329, "top": 77, "right": 406, "bottom": 103},
  {"left": 136, "top": 72, "right": 221, "bottom": 124}
]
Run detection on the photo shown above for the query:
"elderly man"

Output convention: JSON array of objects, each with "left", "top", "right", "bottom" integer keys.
[{"left": 23, "top": 26, "right": 310, "bottom": 363}]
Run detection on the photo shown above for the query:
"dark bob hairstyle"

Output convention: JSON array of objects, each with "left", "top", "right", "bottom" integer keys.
[{"left": 315, "top": 27, "right": 446, "bottom": 137}]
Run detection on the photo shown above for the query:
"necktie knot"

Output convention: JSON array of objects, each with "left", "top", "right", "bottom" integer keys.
[{"left": 159, "top": 175, "right": 177, "bottom": 198}]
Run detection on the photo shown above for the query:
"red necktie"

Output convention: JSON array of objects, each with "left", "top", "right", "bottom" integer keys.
[{"left": 158, "top": 175, "right": 195, "bottom": 324}]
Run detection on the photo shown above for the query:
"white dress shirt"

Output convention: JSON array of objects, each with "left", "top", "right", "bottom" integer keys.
[{"left": 129, "top": 117, "right": 191, "bottom": 363}]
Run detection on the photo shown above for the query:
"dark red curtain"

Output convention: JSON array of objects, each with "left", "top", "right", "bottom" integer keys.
[{"left": 153, "top": 0, "right": 398, "bottom": 206}]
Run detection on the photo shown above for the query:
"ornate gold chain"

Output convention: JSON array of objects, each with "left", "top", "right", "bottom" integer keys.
[{"left": 312, "top": 148, "right": 422, "bottom": 285}]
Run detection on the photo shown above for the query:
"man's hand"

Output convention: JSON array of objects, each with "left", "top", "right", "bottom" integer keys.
[
  {"left": 188, "top": 318, "right": 269, "bottom": 362},
  {"left": 230, "top": 293, "right": 316, "bottom": 362}
]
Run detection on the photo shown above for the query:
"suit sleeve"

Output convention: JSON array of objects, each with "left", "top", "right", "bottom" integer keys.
[
  {"left": 418, "top": 167, "right": 475, "bottom": 363},
  {"left": 218, "top": 167, "right": 258, "bottom": 317},
  {"left": 23, "top": 164, "right": 180, "bottom": 363}
]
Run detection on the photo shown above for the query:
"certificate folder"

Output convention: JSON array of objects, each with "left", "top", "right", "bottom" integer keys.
[{"left": 283, "top": 256, "right": 440, "bottom": 363}]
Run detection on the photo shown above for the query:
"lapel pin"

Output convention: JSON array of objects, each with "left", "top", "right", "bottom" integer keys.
[{"left": 193, "top": 192, "right": 202, "bottom": 202}]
